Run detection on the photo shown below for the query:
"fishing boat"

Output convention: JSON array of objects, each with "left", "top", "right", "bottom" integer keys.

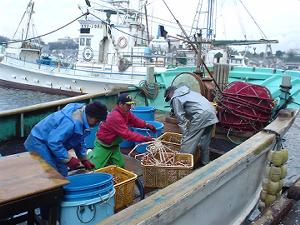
[
  {"left": 0, "top": 62, "right": 299, "bottom": 224},
  {"left": 0, "top": 0, "right": 186, "bottom": 96},
  {"left": 0, "top": 0, "right": 292, "bottom": 97}
]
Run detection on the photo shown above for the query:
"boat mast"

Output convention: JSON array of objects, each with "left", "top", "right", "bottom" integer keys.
[
  {"left": 206, "top": 0, "right": 215, "bottom": 40},
  {"left": 24, "top": 0, "right": 35, "bottom": 42},
  {"left": 144, "top": 0, "right": 150, "bottom": 45}
]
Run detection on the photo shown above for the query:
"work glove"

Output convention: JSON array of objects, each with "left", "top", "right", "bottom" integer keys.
[
  {"left": 81, "top": 159, "right": 95, "bottom": 170},
  {"left": 146, "top": 123, "right": 157, "bottom": 133},
  {"left": 144, "top": 136, "right": 155, "bottom": 142},
  {"left": 67, "top": 157, "right": 81, "bottom": 170}
]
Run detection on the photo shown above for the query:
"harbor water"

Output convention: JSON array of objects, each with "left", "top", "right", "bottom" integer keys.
[{"left": 0, "top": 87, "right": 67, "bottom": 111}]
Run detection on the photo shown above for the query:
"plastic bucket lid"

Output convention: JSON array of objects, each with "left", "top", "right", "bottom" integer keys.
[
  {"left": 63, "top": 181, "right": 114, "bottom": 201},
  {"left": 64, "top": 173, "right": 113, "bottom": 192},
  {"left": 61, "top": 189, "right": 115, "bottom": 207}
]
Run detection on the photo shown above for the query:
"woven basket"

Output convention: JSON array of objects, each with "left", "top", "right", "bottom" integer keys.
[
  {"left": 95, "top": 165, "right": 137, "bottom": 210},
  {"left": 158, "top": 132, "right": 182, "bottom": 144},
  {"left": 141, "top": 152, "right": 193, "bottom": 188}
]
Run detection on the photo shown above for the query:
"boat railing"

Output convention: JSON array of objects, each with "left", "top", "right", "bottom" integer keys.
[
  {"left": 76, "top": 49, "right": 197, "bottom": 69},
  {"left": 3, "top": 50, "right": 195, "bottom": 79}
]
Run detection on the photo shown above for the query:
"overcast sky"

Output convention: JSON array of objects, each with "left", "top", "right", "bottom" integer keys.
[{"left": 0, "top": 0, "right": 299, "bottom": 52}]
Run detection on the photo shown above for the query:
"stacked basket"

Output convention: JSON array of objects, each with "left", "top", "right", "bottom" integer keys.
[{"left": 140, "top": 132, "right": 193, "bottom": 188}]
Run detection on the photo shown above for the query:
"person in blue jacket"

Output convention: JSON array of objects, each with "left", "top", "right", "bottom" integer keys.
[{"left": 24, "top": 101, "right": 107, "bottom": 177}]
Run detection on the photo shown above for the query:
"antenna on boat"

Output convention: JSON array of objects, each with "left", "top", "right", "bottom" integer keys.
[
  {"left": 161, "top": 0, "right": 222, "bottom": 94},
  {"left": 84, "top": 0, "right": 91, "bottom": 7}
]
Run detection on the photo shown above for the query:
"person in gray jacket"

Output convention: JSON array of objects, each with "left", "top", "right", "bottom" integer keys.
[{"left": 164, "top": 85, "right": 219, "bottom": 165}]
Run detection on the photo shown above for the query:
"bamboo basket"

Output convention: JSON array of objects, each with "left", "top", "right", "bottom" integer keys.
[
  {"left": 158, "top": 132, "right": 182, "bottom": 144},
  {"left": 158, "top": 132, "right": 201, "bottom": 164},
  {"left": 95, "top": 165, "right": 137, "bottom": 210},
  {"left": 141, "top": 151, "right": 194, "bottom": 188}
]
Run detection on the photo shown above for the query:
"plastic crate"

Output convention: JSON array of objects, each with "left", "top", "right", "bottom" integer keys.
[
  {"left": 158, "top": 132, "right": 182, "bottom": 144},
  {"left": 95, "top": 165, "right": 137, "bottom": 210},
  {"left": 141, "top": 152, "right": 194, "bottom": 188}
]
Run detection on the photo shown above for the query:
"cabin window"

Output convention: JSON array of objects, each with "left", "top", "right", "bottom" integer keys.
[
  {"left": 80, "top": 28, "right": 90, "bottom": 34},
  {"left": 80, "top": 38, "right": 85, "bottom": 46},
  {"left": 86, "top": 38, "right": 91, "bottom": 47}
]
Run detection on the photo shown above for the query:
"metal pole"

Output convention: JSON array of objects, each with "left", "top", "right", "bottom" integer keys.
[
  {"left": 162, "top": 0, "right": 222, "bottom": 93},
  {"left": 144, "top": 0, "right": 150, "bottom": 45}
]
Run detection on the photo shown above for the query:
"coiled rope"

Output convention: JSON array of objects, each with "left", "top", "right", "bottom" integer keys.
[{"left": 138, "top": 80, "right": 159, "bottom": 99}]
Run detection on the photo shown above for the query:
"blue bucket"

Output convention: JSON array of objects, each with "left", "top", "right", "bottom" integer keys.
[
  {"left": 131, "top": 106, "right": 156, "bottom": 121},
  {"left": 64, "top": 173, "right": 113, "bottom": 201},
  {"left": 60, "top": 189, "right": 115, "bottom": 225},
  {"left": 120, "top": 139, "right": 135, "bottom": 148},
  {"left": 120, "top": 127, "right": 135, "bottom": 148},
  {"left": 84, "top": 126, "right": 99, "bottom": 149},
  {"left": 132, "top": 121, "right": 164, "bottom": 153}
]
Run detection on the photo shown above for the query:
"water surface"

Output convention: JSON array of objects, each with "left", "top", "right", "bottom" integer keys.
[{"left": 0, "top": 87, "right": 67, "bottom": 111}]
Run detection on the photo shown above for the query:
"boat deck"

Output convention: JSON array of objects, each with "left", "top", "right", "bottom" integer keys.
[{"left": 0, "top": 116, "right": 241, "bottom": 216}]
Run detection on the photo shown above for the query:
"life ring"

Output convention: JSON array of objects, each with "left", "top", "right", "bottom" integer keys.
[
  {"left": 82, "top": 47, "right": 94, "bottom": 61},
  {"left": 117, "top": 36, "right": 128, "bottom": 49}
]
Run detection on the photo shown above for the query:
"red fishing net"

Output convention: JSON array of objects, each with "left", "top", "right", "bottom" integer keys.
[{"left": 217, "top": 81, "right": 275, "bottom": 132}]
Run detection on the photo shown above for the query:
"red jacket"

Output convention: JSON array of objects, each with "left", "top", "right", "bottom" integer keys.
[{"left": 97, "top": 105, "right": 150, "bottom": 145}]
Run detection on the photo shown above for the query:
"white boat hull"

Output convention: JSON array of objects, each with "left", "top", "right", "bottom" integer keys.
[{"left": 0, "top": 57, "right": 149, "bottom": 95}]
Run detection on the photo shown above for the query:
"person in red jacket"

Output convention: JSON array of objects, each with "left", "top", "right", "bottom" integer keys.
[{"left": 87, "top": 93, "right": 156, "bottom": 169}]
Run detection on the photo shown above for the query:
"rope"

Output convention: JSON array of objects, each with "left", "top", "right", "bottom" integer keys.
[
  {"left": 226, "top": 128, "right": 243, "bottom": 145},
  {"left": 138, "top": 80, "right": 159, "bottom": 99},
  {"left": 234, "top": 0, "right": 247, "bottom": 39},
  {"left": 238, "top": 0, "right": 268, "bottom": 40},
  {"left": 262, "top": 128, "right": 285, "bottom": 150},
  {"left": 1, "top": 13, "right": 88, "bottom": 45}
]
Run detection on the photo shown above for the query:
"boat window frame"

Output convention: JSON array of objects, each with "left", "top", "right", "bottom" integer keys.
[
  {"left": 80, "top": 38, "right": 85, "bottom": 46},
  {"left": 86, "top": 38, "right": 91, "bottom": 47}
]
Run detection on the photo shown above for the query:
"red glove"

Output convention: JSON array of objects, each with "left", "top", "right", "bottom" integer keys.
[
  {"left": 81, "top": 159, "right": 95, "bottom": 170},
  {"left": 146, "top": 123, "right": 157, "bottom": 133},
  {"left": 67, "top": 157, "right": 81, "bottom": 170},
  {"left": 144, "top": 136, "right": 155, "bottom": 142}
]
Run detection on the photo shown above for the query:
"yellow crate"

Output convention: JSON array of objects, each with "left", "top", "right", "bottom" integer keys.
[
  {"left": 95, "top": 165, "right": 137, "bottom": 210},
  {"left": 158, "top": 132, "right": 182, "bottom": 144},
  {"left": 141, "top": 152, "right": 194, "bottom": 188}
]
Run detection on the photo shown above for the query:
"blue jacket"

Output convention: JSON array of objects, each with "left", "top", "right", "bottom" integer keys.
[{"left": 30, "top": 103, "right": 91, "bottom": 162}]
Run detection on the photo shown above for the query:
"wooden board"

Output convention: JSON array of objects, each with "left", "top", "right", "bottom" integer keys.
[{"left": 0, "top": 152, "right": 68, "bottom": 204}]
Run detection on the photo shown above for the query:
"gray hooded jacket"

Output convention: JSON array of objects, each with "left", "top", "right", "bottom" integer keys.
[{"left": 170, "top": 86, "right": 219, "bottom": 134}]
